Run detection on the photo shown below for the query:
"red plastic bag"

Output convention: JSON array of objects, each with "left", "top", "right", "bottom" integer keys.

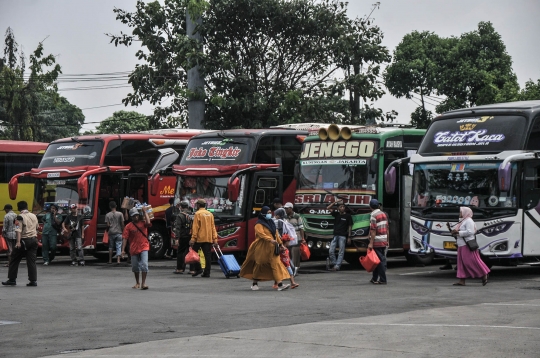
[
  {"left": 102, "top": 231, "right": 109, "bottom": 245},
  {"left": 0, "top": 236, "right": 8, "bottom": 253},
  {"left": 299, "top": 242, "right": 311, "bottom": 261},
  {"left": 360, "top": 248, "right": 380, "bottom": 272},
  {"left": 185, "top": 247, "right": 200, "bottom": 264}
]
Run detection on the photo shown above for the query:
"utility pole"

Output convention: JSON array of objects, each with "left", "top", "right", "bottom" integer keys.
[{"left": 186, "top": 12, "right": 205, "bottom": 129}]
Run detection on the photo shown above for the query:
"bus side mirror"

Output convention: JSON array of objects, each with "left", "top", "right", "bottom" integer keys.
[
  {"left": 228, "top": 177, "right": 240, "bottom": 202},
  {"left": 8, "top": 177, "right": 18, "bottom": 200},
  {"left": 384, "top": 166, "right": 396, "bottom": 195},
  {"left": 150, "top": 173, "right": 161, "bottom": 196},
  {"left": 498, "top": 163, "right": 511, "bottom": 191},
  {"left": 78, "top": 177, "right": 89, "bottom": 200}
]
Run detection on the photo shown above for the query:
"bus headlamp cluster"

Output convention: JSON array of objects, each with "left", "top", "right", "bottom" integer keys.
[
  {"left": 411, "top": 222, "right": 430, "bottom": 235},
  {"left": 477, "top": 222, "right": 512, "bottom": 237}
]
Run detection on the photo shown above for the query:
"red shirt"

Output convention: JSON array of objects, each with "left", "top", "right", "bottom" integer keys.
[
  {"left": 279, "top": 247, "right": 290, "bottom": 268},
  {"left": 123, "top": 221, "right": 152, "bottom": 255}
]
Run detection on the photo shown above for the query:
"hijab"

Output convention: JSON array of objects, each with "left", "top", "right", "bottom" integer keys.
[
  {"left": 256, "top": 206, "right": 276, "bottom": 236},
  {"left": 455, "top": 206, "right": 476, "bottom": 231}
]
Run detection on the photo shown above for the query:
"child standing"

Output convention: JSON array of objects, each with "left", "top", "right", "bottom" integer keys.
[{"left": 277, "top": 235, "right": 299, "bottom": 289}]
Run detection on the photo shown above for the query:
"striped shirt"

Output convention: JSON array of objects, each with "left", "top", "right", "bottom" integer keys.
[{"left": 370, "top": 209, "right": 388, "bottom": 247}]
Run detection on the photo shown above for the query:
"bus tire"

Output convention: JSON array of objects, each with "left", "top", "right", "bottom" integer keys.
[
  {"left": 148, "top": 224, "right": 168, "bottom": 260},
  {"left": 344, "top": 253, "right": 363, "bottom": 269},
  {"left": 405, "top": 251, "right": 435, "bottom": 266}
]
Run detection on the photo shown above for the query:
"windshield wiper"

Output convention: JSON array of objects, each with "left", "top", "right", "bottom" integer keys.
[{"left": 217, "top": 132, "right": 247, "bottom": 145}]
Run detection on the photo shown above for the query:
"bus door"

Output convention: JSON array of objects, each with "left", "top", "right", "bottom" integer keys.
[
  {"left": 247, "top": 172, "right": 282, "bottom": 243},
  {"left": 127, "top": 174, "right": 148, "bottom": 205},
  {"left": 97, "top": 174, "right": 124, "bottom": 223},
  {"left": 522, "top": 160, "right": 540, "bottom": 255}
]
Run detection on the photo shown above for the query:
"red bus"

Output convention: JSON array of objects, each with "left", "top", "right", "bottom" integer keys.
[
  {"left": 0, "top": 140, "right": 48, "bottom": 243},
  {"left": 172, "top": 129, "right": 306, "bottom": 255},
  {"left": 8, "top": 130, "right": 205, "bottom": 259}
]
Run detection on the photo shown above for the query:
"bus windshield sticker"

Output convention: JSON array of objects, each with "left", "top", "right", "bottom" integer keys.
[
  {"left": 301, "top": 159, "right": 367, "bottom": 166},
  {"left": 450, "top": 163, "right": 466, "bottom": 172}
]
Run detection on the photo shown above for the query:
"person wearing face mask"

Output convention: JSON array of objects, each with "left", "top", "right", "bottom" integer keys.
[{"left": 240, "top": 206, "right": 290, "bottom": 291}]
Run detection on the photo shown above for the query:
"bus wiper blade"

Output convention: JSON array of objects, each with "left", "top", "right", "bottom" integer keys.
[
  {"left": 217, "top": 132, "right": 246, "bottom": 145},
  {"left": 421, "top": 202, "right": 460, "bottom": 214}
]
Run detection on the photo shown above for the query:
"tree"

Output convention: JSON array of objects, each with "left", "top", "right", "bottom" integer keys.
[
  {"left": 384, "top": 31, "right": 447, "bottom": 128},
  {"left": 109, "top": 0, "right": 392, "bottom": 129},
  {"left": 0, "top": 28, "right": 84, "bottom": 141},
  {"left": 94, "top": 110, "right": 149, "bottom": 134},
  {"left": 518, "top": 79, "right": 540, "bottom": 101},
  {"left": 436, "top": 21, "right": 519, "bottom": 113}
]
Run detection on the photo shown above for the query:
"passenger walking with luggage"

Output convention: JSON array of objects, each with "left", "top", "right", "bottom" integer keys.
[
  {"left": 121, "top": 207, "right": 152, "bottom": 290},
  {"left": 240, "top": 206, "right": 290, "bottom": 291},
  {"left": 284, "top": 202, "right": 305, "bottom": 275},
  {"left": 2, "top": 204, "right": 17, "bottom": 267},
  {"left": 279, "top": 235, "right": 299, "bottom": 289},
  {"left": 173, "top": 200, "right": 195, "bottom": 274},
  {"left": 368, "top": 199, "right": 389, "bottom": 284},
  {"left": 2, "top": 201, "right": 39, "bottom": 287},
  {"left": 41, "top": 204, "right": 62, "bottom": 266},
  {"left": 451, "top": 207, "right": 490, "bottom": 286},
  {"left": 63, "top": 204, "right": 86, "bottom": 267},
  {"left": 190, "top": 199, "right": 218, "bottom": 278},
  {"left": 105, "top": 201, "right": 125, "bottom": 265},
  {"left": 326, "top": 200, "right": 352, "bottom": 271}
]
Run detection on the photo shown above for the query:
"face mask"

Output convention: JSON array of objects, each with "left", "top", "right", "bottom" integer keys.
[{"left": 265, "top": 213, "right": 272, "bottom": 219}]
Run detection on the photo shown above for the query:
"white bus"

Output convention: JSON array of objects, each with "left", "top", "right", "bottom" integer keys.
[{"left": 385, "top": 100, "right": 540, "bottom": 267}]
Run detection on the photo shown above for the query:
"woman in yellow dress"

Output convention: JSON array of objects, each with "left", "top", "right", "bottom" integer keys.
[{"left": 240, "top": 206, "right": 291, "bottom": 291}]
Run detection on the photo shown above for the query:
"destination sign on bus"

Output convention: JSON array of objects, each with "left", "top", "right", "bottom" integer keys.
[
  {"left": 300, "top": 140, "right": 376, "bottom": 159},
  {"left": 180, "top": 138, "right": 252, "bottom": 165},
  {"left": 295, "top": 193, "right": 372, "bottom": 205}
]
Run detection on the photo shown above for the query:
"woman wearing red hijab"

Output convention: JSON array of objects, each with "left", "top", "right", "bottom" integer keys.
[{"left": 451, "top": 207, "right": 490, "bottom": 286}]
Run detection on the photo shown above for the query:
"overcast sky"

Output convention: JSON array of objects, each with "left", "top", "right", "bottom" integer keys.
[{"left": 1, "top": 0, "right": 539, "bottom": 132}]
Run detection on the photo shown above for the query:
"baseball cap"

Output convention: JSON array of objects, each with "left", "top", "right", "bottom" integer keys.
[
  {"left": 3, "top": 204, "right": 12, "bottom": 211},
  {"left": 197, "top": 198, "right": 207, "bottom": 205},
  {"left": 369, "top": 199, "right": 380, "bottom": 209},
  {"left": 284, "top": 202, "right": 294, "bottom": 208},
  {"left": 180, "top": 200, "right": 189, "bottom": 207},
  {"left": 70, "top": 203, "right": 78, "bottom": 209},
  {"left": 129, "top": 207, "right": 140, "bottom": 217}
]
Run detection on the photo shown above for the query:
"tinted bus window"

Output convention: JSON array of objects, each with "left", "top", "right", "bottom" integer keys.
[
  {"left": 418, "top": 115, "right": 527, "bottom": 155},
  {"left": 180, "top": 138, "right": 253, "bottom": 165},
  {"left": 40, "top": 141, "right": 104, "bottom": 168}
]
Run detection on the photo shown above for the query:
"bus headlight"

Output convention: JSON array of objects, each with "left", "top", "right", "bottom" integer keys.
[
  {"left": 325, "top": 242, "right": 331, "bottom": 249},
  {"left": 316, "top": 241, "right": 322, "bottom": 248},
  {"left": 307, "top": 241, "right": 313, "bottom": 248}
]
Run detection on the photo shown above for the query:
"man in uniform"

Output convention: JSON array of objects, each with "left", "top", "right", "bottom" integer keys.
[
  {"left": 190, "top": 199, "right": 218, "bottom": 278},
  {"left": 2, "top": 201, "right": 39, "bottom": 287},
  {"left": 41, "top": 204, "right": 62, "bottom": 265},
  {"left": 2, "top": 204, "right": 17, "bottom": 267}
]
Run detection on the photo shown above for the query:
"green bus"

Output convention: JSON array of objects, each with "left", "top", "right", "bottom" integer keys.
[{"left": 290, "top": 123, "right": 427, "bottom": 266}]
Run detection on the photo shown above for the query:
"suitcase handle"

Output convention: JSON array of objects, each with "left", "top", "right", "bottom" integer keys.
[{"left": 215, "top": 244, "right": 224, "bottom": 259}]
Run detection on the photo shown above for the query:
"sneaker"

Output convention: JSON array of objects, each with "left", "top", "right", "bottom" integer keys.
[
  {"left": 251, "top": 284, "right": 259, "bottom": 291},
  {"left": 1, "top": 280, "right": 16, "bottom": 286},
  {"left": 278, "top": 283, "right": 290, "bottom": 291},
  {"left": 26, "top": 281, "right": 37, "bottom": 287},
  {"left": 71, "top": 261, "right": 77, "bottom": 266},
  {"left": 79, "top": 262, "right": 85, "bottom": 267},
  {"left": 43, "top": 261, "right": 49, "bottom": 266}
]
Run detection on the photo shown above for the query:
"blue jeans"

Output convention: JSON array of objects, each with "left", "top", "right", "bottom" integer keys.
[
  {"left": 131, "top": 251, "right": 149, "bottom": 273},
  {"left": 372, "top": 247, "right": 387, "bottom": 283},
  {"left": 329, "top": 235, "right": 346, "bottom": 268},
  {"left": 108, "top": 233, "right": 123, "bottom": 256}
]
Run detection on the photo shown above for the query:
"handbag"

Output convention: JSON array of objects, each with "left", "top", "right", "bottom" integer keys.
[
  {"left": 273, "top": 242, "right": 280, "bottom": 256},
  {"left": 465, "top": 235, "right": 479, "bottom": 251},
  {"left": 360, "top": 248, "right": 381, "bottom": 272},
  {"left": 0, "top": 236, "right": 8, "bottom": 253},
  {"left": 299, "top": 242, "right": 311, "bottom": 261},
  {"left": 102, "top": 230, "right": 109, "bottom": 245},
  {"left": 185, "top": 247, "right": 200, "bottom": 264}
]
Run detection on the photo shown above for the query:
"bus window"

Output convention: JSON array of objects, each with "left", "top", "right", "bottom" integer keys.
[
  {"left": 523, "top": 161, "right": 540, "bottom": 209},
  {"left": 526, "top": 117, "right": 540, "bottom": 150}
]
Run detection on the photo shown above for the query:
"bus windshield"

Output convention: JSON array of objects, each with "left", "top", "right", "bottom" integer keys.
[
  {"left": 31, "top": 177, "right": 95, "bottom": 216},
  {"left": 177, "top": 175, "right": 244, "bottom": 217},
  {"left": 412, "top": 162, "right": 518, "bottom": 211},
  {"left": 180, "top": 137, "right": 252, "bottom": 165},
  {"left": 40, "top": 140, "right": 104, "bottom": 168},
  {"left": 298, "top": 160, "right": 377, "bottom": 193}
]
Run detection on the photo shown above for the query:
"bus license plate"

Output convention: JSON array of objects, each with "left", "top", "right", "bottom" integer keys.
[{"left": 443, "top": 241, "right": 457, "bottom": 250}]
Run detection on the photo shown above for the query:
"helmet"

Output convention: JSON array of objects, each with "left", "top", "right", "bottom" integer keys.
[{"left": 129, "top": 208, "right": 140, "bottom": 217}]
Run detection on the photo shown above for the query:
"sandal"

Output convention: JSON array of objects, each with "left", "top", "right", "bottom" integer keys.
[
  {"left": 173, "top": 270, "right": 184, "bottom": 274},
  {"left": 291, "top": 283, "right": 299, "bottom": 289},
  {"left": 132, "top": 284, "right": 140, "bottom": 289},
  {"left": 370, "top": 279, "right": 379, "bottom": 284},
  {"left": 482, "top": 277, "right": 488, "bottom": 286},
  {"left": 452, "top": 282, "right": 466, "bottom": 286},
  {"left": 141, "top": 285, "right": 149, "bottom": 290}
]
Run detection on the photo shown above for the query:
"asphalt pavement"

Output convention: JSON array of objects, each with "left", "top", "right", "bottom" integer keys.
[{"left": 1, "top": 255, "right": 540, "bottom": 358}]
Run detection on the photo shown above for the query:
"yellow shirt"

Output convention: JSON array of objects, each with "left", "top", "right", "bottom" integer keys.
[
  {"left": 15, "top": 211, "right": 39, "bottom": 239},
  {"left": 191, "top": 208, "right": 218, "bottom": 243}
]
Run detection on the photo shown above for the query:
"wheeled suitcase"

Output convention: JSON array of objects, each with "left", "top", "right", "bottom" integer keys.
[{"left": 215, "top": 245, "right": 241, "bottom": 278}]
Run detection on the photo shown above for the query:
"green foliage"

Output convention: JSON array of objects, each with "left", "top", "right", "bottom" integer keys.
[
  {"left": 0, "top": 28, "right": 84, "bottom": 141},
  {"left": 93, "top": 110, "right": 149, "bottom": 134},
  {"left": 410, "top": 106, "right": 433, "bottom": 129},
  {"left": 109, "top": 0, "right": 392, "bottom": 129},
  {"left": 518, "top": 79, "right": 540, "bottom": 101}
]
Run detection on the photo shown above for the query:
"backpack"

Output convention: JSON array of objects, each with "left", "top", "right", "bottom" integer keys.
[
  {"left": 174, "top": 212, "right": 192, "bottom": 239},
  {"left": 280, "top": 219, "right": 298, "bottom": 246}
]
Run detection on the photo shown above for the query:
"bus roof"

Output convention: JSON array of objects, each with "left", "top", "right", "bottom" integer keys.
[
  {"left": 190, "top": 128, "right": 308, "bottom": 138},
  {"left": 50, "top": 131, "right": 208, "bottom": 143},
  {"left": 0, "top": 140, "right": 48, "bottom": 153},
  {"left": 441, "top": 100, "right": 540, "bottom": 117}
]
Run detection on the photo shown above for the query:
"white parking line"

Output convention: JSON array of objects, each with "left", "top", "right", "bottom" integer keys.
[
  {"left": 399, "top": 271, "right": 436, "bottom": 275},
  {"left": 482, "top": 303, "right": 540, "bottom": 307},
  {"left": 0, "top": 321, "right": 20, "bottom": 325},
  {"left": 311, "top": 322, "right": 540, "bottom": 330}
]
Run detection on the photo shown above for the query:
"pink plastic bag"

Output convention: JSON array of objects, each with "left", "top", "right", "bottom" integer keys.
[
  {"left": 185, "top": 247, "right": 200, "bottom": 264},
  {"left": 360, "top": 248, "right": 380, "bottom": 272}
]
